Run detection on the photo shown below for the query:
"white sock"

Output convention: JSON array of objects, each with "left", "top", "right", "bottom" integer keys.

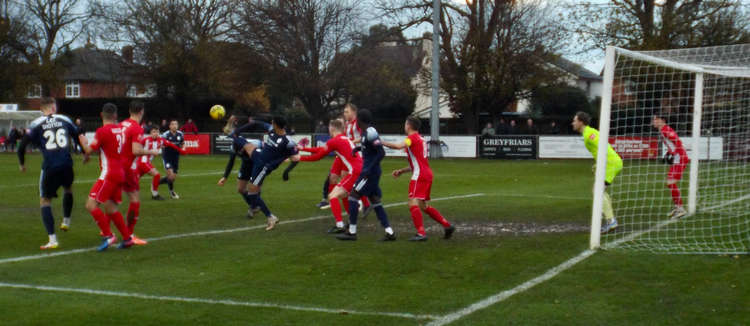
[
  {"left": 49, "top": 234, "right": 57, "bottom": 243},
  {"left": 385, "top": 227, "right": 394, "bottom": 235},
  {"left": 152, "top": 190, "right": 159, "bottom": 196},
  {"left": 349, "top": 224, "right": 357, "bottom": 234},
  {"left": 336, "top": 221, "right": 344, "bottom": 228},
  {"left": 63, "top": 217, "right": 71, "bottom": 225}
]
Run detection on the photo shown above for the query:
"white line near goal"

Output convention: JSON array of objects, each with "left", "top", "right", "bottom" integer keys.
[
  {"left": 0, "top": 171, "right": 225, "bottom": 189},
  {"left": 0, "top": 193, "right": 485, "bottom": 265},
  {"left": 0, "top": 281, "right": 439, "bottom": 321}
]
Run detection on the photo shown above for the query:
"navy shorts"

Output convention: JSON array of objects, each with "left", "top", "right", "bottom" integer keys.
[
  {"left": 40, "top": 166, "right": 74, "bottom": 199},
  {"left": 352, "top": 173, "right": 382, "bottom": 199},
  {"left": 250, "top": 155, "right": 270, "bottom": 186},
  {"left": 237, "top": 158, "right": 253, "bottom": 181},
  {"left": 163, "top": 155, "right": 180, "bottom": 173}
]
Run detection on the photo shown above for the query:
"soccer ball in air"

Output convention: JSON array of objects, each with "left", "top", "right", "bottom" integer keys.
[{"left": 210, "top": 105, "right": 226, "bottom": 120}]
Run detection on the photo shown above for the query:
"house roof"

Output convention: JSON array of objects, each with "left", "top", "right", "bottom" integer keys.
[
  {"left": 60, "top": 47, "right": 136, "bottom": 83},
  {"left": 552, "top": 56, "right": 603, "bottom": 81}
]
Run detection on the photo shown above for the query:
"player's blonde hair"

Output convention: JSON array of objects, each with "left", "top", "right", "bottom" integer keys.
[{"left": 329, "top": 119, "right": 345, "bottom": 131}]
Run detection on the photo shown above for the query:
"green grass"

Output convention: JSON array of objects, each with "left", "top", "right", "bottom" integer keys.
[{"left": 0, "top": 154, "right": 747, "bottom": 325}]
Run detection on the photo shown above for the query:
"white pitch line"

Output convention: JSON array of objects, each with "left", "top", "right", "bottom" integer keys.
[
  {"left": 700, "top": 193, "right": 750, "bottom": 212},
  {"left": 0, "top": 171, "right": 224, "bottom": 188},
  {"left": 0, "top": 282, "right": 438, "bottom": 321},
  {"left": 427, "top": 197, "right": 690, "bottom": 325},
  {"left": 426, "top": 249, "right": 597, "bottom": 326},
  {"left": 0, "top": 193, "right": 484, "bottom": 265}
]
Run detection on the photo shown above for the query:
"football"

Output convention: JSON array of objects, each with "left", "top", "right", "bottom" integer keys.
[{"left": 210, "top": 104, "right": 226, "bottom": 120}]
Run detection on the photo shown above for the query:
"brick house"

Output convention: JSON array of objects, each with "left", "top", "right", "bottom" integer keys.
[{"left": 24, "top": 46, "right": 153, "bottom": 109}]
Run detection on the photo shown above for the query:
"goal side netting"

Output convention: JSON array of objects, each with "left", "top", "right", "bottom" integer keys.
[{"left": 591, "top": 44, "right": 750, "bottom": 254}]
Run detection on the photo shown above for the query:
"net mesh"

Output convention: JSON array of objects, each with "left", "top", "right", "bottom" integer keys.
[{"left": 600, "top": 44, "right": 750, "bottom": 254}]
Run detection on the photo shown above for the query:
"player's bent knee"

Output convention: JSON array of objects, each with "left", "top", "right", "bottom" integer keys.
[{"left": 85, "top": 198, "right": 98, "bottom": 211}]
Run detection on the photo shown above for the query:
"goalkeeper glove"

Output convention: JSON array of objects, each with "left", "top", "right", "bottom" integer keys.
[{"left": 662, "top": 153, "right": 674, "bottom": 165}]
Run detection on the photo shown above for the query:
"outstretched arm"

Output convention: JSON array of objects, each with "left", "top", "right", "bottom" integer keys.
[
  {"left": 163, "top": 140, "right": 187, "bottom": 155},
  {"left": 299, "top": 145, "right": 330, "bottom": 162},
  {"left": 383, "top": 140, "right": 407, "bottom": 150},
  {"left": 219, "top": 152, "right": 237, "bottom": 185}
]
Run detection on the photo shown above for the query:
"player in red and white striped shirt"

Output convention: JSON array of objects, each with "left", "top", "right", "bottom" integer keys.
[
  {"left": 299, "top": 119, "right": 363, "bottom": 233},
  {"left": 136, "top": 127, "right": 186, "bottom": 200},
  {"left": 80, "top": 103, "right": 134, "bottom": 250},
  {"left": 652, "top": 114, "right": 690, "bottom": 219},
  {"left": 384, "top": 116, "right": 455, "bottom": 241}
]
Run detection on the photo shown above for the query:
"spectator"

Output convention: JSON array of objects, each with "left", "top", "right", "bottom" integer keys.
[
  {"left": 0, "top": 130, "right": 5, "bottom": 152},
  {"left": 508, "top": 120, "right": 518, "bottom": 134},
  {"left": 481, "top": 122, "right": 496, "bottom": 136},
  {"left": 520, "top": 118, "right": 538, "bottom": 135},
  {"left": 181, "top": 118, "right": 198, "bottom": 134},
  {"left": 6, "top": 127, "right": 19, "bottom": 152},
  {"left": 74, "top": 118, "right": 85, "bottom": 133},
  {"left": 160, "top": 119, "right": 169, "bottom": 132},
  {"left": 287, "top": 126, "right": 296, "bottom": 135},
  {"left": 496, "top": 118, "right": 509, "bottom": 134},
  {"left": 314, "top": 120, "right": 328, "bottom": 134},
  {"left": 543, "top": 121, "right": 561, "bottom": 135}
]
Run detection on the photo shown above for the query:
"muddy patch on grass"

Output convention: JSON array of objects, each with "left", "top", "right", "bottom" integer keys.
[{"left": 356, "top": 220, "right": 588, "bottom": 237}]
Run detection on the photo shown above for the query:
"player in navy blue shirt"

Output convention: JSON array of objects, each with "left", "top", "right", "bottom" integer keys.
[
  {"left": 17, "top": 97, "right": 87, "bottom": 249},
  {"left": 336, "top": 109, "right": 395, "bottom": 241},
  {"left": 160, "top": 119, "right": 185, "bottom": 198},
  {"left": 224, "top": 115, "right": 300, "bottom": 230},
  {"left": 218, "top": 135, "right": 263, "bottom": 218}
]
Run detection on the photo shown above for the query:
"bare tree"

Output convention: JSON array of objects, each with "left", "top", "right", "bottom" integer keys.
[
  {"left": 232, "top": 0, "right": 361, "bottom": 122},
  {"left": 379, "top": 0, "right": 566, "bottom": 133},
  {"left": 568, "top": 0, "right": 750, "bottom": 51},
  {"left": 7, "top": 0, "right": 90, "bottom": 95},
  {"left": 93, "top": 0, "right": 238, "bottom": 103}
]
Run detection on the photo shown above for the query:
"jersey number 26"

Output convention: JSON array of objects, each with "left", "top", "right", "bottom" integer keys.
[{"left": 43, "top": 129, "right": 68, "bottom": 150}]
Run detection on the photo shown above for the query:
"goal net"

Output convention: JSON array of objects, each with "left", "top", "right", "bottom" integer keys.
[{"left": 592, "top": 44, "right": 750, "bottom": 254}]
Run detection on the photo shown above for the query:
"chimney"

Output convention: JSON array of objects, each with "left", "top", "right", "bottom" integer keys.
[{"left": 122, "top": 46, "right": 134, "bottom": 64}]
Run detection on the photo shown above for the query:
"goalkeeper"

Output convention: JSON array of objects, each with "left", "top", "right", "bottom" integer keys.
[{"left": 571, "top": 112, "right": 623, "bottom": 234}]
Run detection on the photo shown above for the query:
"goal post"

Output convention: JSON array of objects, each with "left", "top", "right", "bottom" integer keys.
[{"left": 591, "top": 44, "right": 750, "bottom": 254}]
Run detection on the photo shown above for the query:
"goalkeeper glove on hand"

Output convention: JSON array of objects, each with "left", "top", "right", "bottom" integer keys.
[
  {"left": 352, "top": 146, "right": 362, "bottom": 157},
  {"left": 662, "top": 153, "right": 674, "bottom": 165}
]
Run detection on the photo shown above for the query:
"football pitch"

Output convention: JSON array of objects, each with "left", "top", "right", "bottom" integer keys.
[{"left": 0, "top": 154, "right": 746, "bottom": 325}]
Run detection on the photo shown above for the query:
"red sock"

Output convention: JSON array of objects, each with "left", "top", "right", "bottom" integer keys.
[
  {"left": 90, "top": 208, "right": 112, "bottom": 237},
  {"left": 342, "top": 197, "right": 350, "bottom": 214},
  {"left": 127, "top": 202, "right": 140, "bottom": 233},
  {"left": 330, "top": 198, "right": 343, "bottom": 223},
  {"left": 152, "top": 174, "right": 161, "bottom": 193},
  {"left": 409, "top": 206, "right": 426, "bottom": 235},
  {"left": 361, "top": 196, "right": 370, "bottom": 208},
  {"left": 668, "top": 183, "right": 683, "bottom": 206},
  {"left": 108, "top": 211, "right": 132, "bottom": 240},
  {"left": 424, "top": 206, "right": 451, "bottom": 227}
]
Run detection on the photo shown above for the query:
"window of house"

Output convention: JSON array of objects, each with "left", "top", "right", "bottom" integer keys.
[
  {"left": 65, "top": 80, "right": 80, "bottom": 98},
  {"left": 126, "top": 85, "right": 137, "bottom": 97},
  {"left": 26, "top": 84, "right": 42, "bottom": 98}
]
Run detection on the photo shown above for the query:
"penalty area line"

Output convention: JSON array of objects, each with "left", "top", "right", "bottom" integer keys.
[
  {"left": 0, "top": 282, "right": 439, "bottom": 321},
  {"left": 0, "top": 193, "right": 485, "bottom": 265}
]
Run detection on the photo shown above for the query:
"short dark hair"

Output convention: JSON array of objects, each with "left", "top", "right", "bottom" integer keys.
[
  {"left": 575, "top": 111, "right": 591, "bottom": 125},
  {"left": 358, "top": 109, "right": 373, "bottom": 125},
  {"left": 653, "top": 111, "right": 667, "bottom": 121},
  {"left": 345, "top": 103, "right": 358, "bottom": 112},
  {"left": 271, "top": 115, "right": 287, "bottom": 129},
  {"left": 406, "top": 116, "right": 421, "bottom": 131},
  {"left": 40, "top": 97, "right": 55, "bottom": 107},
  {"left": 329, "top": 119, "right": 345, "bottom": 131},
  {"left": 102, "top": 103, "right": 118, "bottom": 119},
  {"left": 169, "top": 118, "right": 179, "bottom": 123},
  {"left": 129, "top": 100, "right": 145, "bottom": 114}
]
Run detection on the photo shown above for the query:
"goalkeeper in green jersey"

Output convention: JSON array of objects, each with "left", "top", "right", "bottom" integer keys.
[{"left": 571, "top": 112, "right": 623, "bottom": 234}]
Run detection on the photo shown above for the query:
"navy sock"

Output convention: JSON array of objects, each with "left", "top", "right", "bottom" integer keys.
[
  {"left": 322, "top": 177, "right": 330, "bottom": 200},
  {"left": 348, "top": 198, "right": 360, "bottom": 226},
  {"left": 241, "top": 192, "right": 255, "bottom": 207},
  {"left": 373, "top": 204, "right": 390, "bottom": 228},
  {"left": 167, "top": 180, "right": 174, "bottom": 191},
  {"left": 41, "top": 206, "right": 55, "bottom": 235},
  {"left": 159, "top": 177, "right": 169, "bottom": 185},
  {"left": 249, "top": 193, "right": 271, "bottom": 217},
  {"left": 62, "top": 192, "right": 73, "bottom": 218}
]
